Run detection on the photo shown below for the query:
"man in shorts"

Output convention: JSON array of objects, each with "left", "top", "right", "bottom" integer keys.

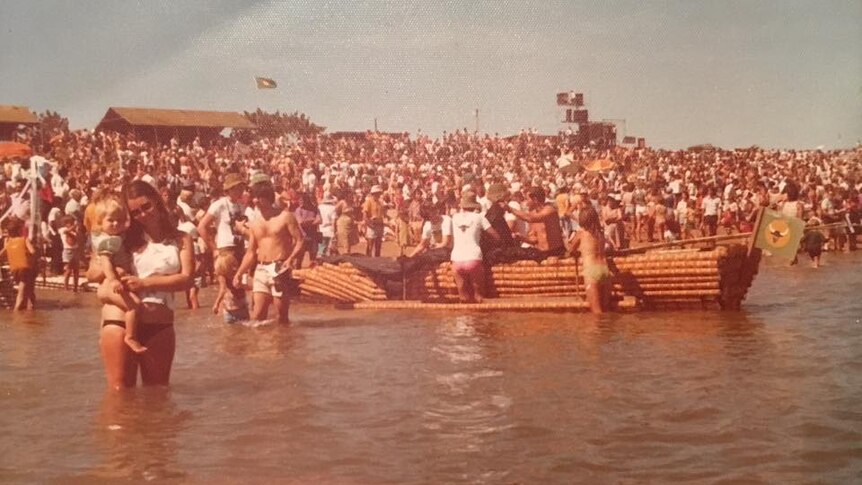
[
  {"left": 233, "top": 180, "right": 303, "bottom": 323},
  {"left": 362, "top": 185, "right": 386, "bottom": 257}
]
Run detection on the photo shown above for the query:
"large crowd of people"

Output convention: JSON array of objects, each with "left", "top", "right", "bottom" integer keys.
[{"left": 1, "top": 124, "right": 860, "bottom": 386}]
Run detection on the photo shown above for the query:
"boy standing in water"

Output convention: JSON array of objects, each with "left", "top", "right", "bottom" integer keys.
[
  {"left": 234, "top": 180, "right": 304, "bottom": 323},
  {"left": 59, "top": 216, "right": 80, "bottom": 292}
]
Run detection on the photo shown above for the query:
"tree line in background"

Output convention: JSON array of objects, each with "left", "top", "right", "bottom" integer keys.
[{"left": 239, "top": 108, "right": 326, "bottom": 139}]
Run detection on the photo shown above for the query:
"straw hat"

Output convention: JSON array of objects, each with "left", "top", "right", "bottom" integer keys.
[
  {"left": 486, "top": 183, "right": 509, "bottom": 203},
  {"left": 460, "top": 191, "right": 481, "bottom": 210},
  {"left": 223, "top": 173, "right": 246, "bottom": 191},
  {"left": 370, "top": 185, "right": 383, "bottom": 194}
]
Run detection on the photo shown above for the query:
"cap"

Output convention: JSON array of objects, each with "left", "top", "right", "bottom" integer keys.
[{"left": 250, "top": 172, "right": 271, "bottom": 187}]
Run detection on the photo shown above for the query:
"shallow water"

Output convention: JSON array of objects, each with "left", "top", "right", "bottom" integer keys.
[{"left": 1, "top": 252, "right": 861, "bottom": 483}]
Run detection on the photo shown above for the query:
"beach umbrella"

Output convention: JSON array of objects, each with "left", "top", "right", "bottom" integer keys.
[
  {"left": 0, "top": 142, "right": 32, "bottom": 159},
  {"left": 583, "top": 159, "right": 615, "bottom": 173}
]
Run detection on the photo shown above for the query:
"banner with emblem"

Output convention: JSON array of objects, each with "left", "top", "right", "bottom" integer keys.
[{"left": 753, "top": 208, "right": 804, "bottom": 260}]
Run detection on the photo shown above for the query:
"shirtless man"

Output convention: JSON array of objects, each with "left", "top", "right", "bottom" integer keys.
[
  {"left": 508, "top": 186, "right": 566, "bottom": 258},
  {"left": 233, "top": 181, "right": 303, "bottom": 323}
]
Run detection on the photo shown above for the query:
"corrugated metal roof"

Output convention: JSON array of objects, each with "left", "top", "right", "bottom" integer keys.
[
  {"left": 0, "top": 105, "right": 38, "bottom": 124},
  {"left": 99, "top": 107, "right": 256, "bottom": 129}
]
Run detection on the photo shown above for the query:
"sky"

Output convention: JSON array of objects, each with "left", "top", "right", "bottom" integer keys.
[{"left": 1, "top": 0, "right": 860, "bottom": 149}]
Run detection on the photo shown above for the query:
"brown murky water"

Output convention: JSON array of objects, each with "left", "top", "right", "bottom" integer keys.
[{"left": 1, "top": 252, "right": 861, "bottom": 483}]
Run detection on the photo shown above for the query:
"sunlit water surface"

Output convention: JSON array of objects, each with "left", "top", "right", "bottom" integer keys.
[{"left": 1, "top": 253, "right": 861, "bottom": 483}]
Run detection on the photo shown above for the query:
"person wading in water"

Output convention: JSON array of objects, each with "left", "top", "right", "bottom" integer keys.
[{"left": 234, "top": 180, "right": 303, "bottom": 323}]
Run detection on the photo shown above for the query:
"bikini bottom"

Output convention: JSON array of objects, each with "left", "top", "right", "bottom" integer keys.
[{"left": 102, "top": 320, "right": 173, "bottom": 345}]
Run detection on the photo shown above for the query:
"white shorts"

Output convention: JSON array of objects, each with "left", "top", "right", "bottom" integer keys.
[{"left": 253, "top": 262, "right": 283, "bottom": 298}]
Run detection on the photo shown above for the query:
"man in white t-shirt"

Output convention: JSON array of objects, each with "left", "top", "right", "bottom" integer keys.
[
  {"left": 701, "top": 187, "right": 721, "bottom": 236},
  {"left": 198, "top": 173, "right": 248, "bottom": 267},
  {"left": 450, "top": 191, "right": 500, "bottom": 303},
  {"left": 318, "top": 193, "right": 338, "bottom": 257}
]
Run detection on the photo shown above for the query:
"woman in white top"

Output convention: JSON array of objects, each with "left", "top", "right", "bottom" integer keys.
[
  {"left": 88, "top": 181, "right": 194, "bottom": 389},
  {"left": 449, "top": 192, "right": 499, "bottom": 303}
]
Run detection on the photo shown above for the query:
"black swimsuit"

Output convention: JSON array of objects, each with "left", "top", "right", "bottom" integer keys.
[{"left": 102, "top": 320, "right": 173, "bottom": 345}]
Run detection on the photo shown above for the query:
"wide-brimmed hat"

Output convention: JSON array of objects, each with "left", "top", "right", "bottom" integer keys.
[
  {"left": 486, "top": 183, "right": 509, "bottom": 203},
  {"left": 223, "top": 173, "right": 246, "bottom": 191},
  {"left": 370, "top": 185, "right": 383, "bottom": 194},
  {"left": 460, "top": 191, "right": 481, "bottom": 210}
]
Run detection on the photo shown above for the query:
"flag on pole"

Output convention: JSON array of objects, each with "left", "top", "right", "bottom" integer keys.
[
  {"left": 255, "top": 76, "right": 277, "bottom": 89},
  {"left": 753, "top": 208, "right": 804, "bottom": 260}
]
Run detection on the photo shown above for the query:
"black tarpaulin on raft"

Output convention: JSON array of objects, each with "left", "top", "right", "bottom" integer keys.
[{"left": 319, "top": 249, "right": 451, "bottom": 298}]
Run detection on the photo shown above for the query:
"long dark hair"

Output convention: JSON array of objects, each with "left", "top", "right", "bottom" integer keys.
[
  {"left": 123, "top": 180, "right": 179, "bottom": 250},
  {"left": 579, "top": 206, "right": 604, "bottom": 242}
]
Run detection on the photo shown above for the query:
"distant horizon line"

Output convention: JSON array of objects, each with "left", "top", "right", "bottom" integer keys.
[{"left": 5, "top": 103, "right": 861, "bottom": 151}]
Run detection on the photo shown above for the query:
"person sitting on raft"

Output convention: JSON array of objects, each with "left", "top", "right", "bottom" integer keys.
[
  {"left": 507, "top": 186, "right": 567, "bottom": 259},
  {"left": 406, "top": 202, "right": 452, "bottom": 258},
  {"left": 569, "top": 206, "right": 611, "bottom": 314}
]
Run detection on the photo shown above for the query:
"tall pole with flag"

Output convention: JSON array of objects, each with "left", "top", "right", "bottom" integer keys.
[{"left": 255, "top": 76, "right": 278, "bottom": 90}]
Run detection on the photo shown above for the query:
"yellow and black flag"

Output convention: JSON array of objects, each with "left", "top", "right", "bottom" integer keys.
[
  {"left": 753, "top": 208, "right": 804, "bottom": 260},
  {"left": 255, "top": 76, "right": 277, "bottom": 89}
]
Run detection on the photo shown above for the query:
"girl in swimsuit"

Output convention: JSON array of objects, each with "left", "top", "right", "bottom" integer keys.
[
  {"left": 569, "top": 206, "right": 611, "bottom": 314},
  {"left": 87, "top": 181, "right": 194, "bottom": 389}
]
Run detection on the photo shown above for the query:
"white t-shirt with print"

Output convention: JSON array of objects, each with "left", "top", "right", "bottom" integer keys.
[
  {"left": 206, "top": 197, "right": 245, "bottom": 249},
  {"left": 450, "top": 211, "right": 490, "bottom": 262}
]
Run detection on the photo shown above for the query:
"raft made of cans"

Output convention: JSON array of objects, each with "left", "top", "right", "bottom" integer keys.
[{"left": 293, "top": 244, "right": 762, "bottom": 312}]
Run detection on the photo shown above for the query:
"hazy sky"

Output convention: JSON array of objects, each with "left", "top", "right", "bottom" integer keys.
[{"left": 1, "top": 0, "right": 860, "bottom": 149}]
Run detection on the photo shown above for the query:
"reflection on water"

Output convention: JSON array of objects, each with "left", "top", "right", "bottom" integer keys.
[
  {"left": 1, "top": 251, "right": 860, "bottom": 483},
  {"left": 90, "top": 388, "right": 189, "bottom": 482}
]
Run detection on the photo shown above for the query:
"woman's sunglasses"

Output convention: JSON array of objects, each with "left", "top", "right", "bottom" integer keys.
[{"left": 130, "top": 201, "right": 154, "bottom": 218}]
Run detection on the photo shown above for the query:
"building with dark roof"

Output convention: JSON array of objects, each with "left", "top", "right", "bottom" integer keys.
[
  {"left": 0, "top": 105, "right": 38, "bottom": 140},
  {"left": 95, "top": 107, "right": 256, "bottom": 143}
]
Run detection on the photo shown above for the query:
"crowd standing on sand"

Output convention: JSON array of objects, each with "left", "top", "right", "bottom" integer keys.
[{"left": 1, "top": 126, "right": 861, "bottom": 385}]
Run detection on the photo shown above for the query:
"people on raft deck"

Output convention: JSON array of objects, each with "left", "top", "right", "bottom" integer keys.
[{"left": 86, "top": 180, "right": 194, "bottom": 389}]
